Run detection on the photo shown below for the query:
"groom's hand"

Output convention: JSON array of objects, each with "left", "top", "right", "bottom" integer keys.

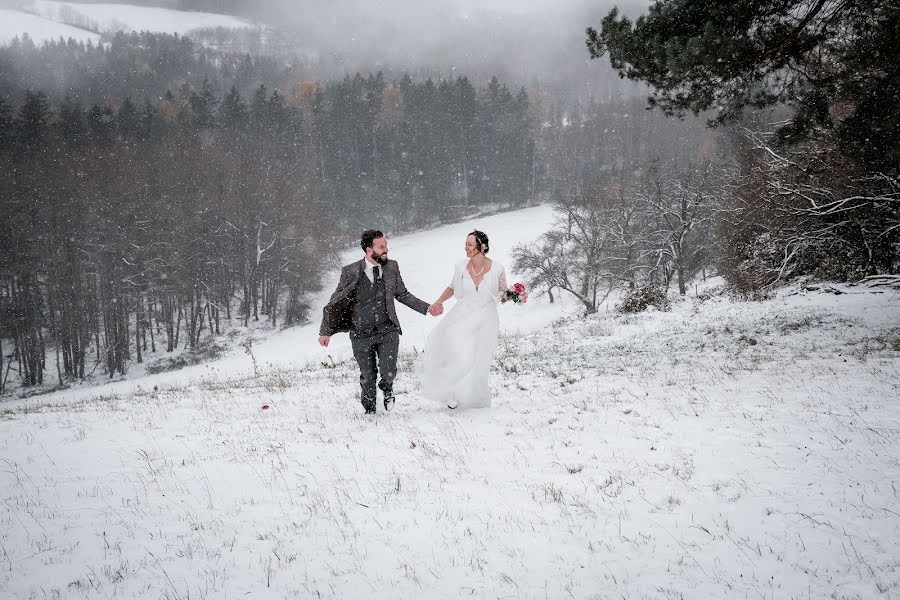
[
  {"left": 318, "top": 335, "right": 330, "bottom": 347},
  {"left": 428, "top": 303, "right": 443, "bottom": 316}
]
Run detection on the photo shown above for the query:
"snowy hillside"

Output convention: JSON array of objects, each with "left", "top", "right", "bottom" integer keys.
[
  {"left": 28, "top": 0, "right": 253, "bottom": 34},
  {"left": 1, "top": 205, "right": 899, "bottom": 598},
  {"left": 1, "top": 205, "right": 565, "bottom": 408},
  {"left": 0, "top": 8, "right": 100, "bottom": 45},
  {"left": 253, "top": 204, "right": 568, "bottom": 377},
  {"left": 1, "top": 0, "right": 253, "bottom": 46}
]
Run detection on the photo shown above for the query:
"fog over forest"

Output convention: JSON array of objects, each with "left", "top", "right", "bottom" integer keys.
[
  {"left": 241, "top": 0, "right": 640, "bottom": 81},
  {"left": 40, "top": 0, "right": 653, "bottom": 102}
]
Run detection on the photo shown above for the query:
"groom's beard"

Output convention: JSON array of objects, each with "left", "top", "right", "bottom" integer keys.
[{"left": 372, "top": 252, "right": 388, "bottom": 265}]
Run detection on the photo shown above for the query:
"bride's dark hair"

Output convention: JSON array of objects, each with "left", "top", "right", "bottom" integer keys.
[{"left": 468, "top": 230, "right": 490, "bottom": 254}]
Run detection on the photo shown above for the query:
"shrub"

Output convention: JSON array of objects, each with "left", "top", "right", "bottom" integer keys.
[
  {"left": 146, "top": 342, "right": 226, "bottom": 374},
  {"left": 618, "top": 286, "right": 671, "bottom": 313}
]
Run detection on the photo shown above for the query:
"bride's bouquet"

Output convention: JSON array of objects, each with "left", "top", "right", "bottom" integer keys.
[{"left": 501, "top": 282, "right": 528, "bottom": 304}]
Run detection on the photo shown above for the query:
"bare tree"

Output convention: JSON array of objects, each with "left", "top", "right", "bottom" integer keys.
[
  {"left": 640, "top": 159, "right": 714, "bottom": 295},
  {"left": 514, "top": 175, "right": 654, "bottom": 314},
  {"left": 715, "top": 128, "right": 900, "bottom": 295}
]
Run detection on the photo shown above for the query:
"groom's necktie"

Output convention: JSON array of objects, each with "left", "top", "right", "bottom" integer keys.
[{"left": 373, "top": 266, "right": 381, "bottom": 281}]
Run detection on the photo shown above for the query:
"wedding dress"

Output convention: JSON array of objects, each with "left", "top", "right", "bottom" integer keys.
[{"left": 419, "top": 260, "right": 507, "bottom": 409}]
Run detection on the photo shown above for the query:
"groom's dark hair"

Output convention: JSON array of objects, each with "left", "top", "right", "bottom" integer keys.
[{"left": 361, "top": 229, "right": 384, "bottom": 252}]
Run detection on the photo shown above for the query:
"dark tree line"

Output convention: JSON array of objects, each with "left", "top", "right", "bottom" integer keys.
[
  {"left": 1, "top": 32, "right": 535, "bottom": 224},
  {"left": 305, "top": 71, "right": 533, "bottom": 230},
  {"left": 0, "top": 86, "right": 323, "bottom": 390}
]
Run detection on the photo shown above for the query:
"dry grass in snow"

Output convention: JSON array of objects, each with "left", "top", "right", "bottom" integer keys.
[{"left": 1, "top": 285, "right": 899, "bottom": 598}]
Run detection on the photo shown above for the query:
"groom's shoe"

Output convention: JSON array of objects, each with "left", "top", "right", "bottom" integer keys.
[
  {"left": 362, "top": 396, "right": 376, "bottom": 414},
  {"left": 384, "top": 394, "right": 395, "bottom": 412}
]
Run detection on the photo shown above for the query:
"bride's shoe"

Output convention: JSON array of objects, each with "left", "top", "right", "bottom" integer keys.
[{"left": 447, "top": 399, "right": 459, "bottom": 410}]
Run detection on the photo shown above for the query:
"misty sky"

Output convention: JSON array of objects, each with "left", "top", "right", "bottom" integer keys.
[
  {"left": 4, "top": 0, "right": 654, "bottom": 102},
  {"left": 242, "top": 0, "right": 652, "bottom": 98}
]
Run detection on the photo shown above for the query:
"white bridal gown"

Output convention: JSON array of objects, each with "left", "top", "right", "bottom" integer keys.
[{"left": 420, "top": 260, "right": 507, "bottom": 409}]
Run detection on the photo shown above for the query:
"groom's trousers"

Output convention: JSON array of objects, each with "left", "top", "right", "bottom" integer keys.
[{"left": 350, "top": 330, "right": 400, "bottom": 409}]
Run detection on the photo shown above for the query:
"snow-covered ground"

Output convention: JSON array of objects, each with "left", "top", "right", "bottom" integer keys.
[
  {"left": 255, "top": 204, "right": 567, "bottom": 373},
  {"left": 2, "top": 205, "right": 899, "bottom": 598},
  {"left": 0, "top": 8, "right": 100, "bottom": 45},
  {"left": 28, "top": 0, "right": 252, "bottom": 34},
  {"left": 1, "top": 1, "right": 253, "bottom": 46},
  {"left": 0, "top": 204, "right": 564, "bottom": 409}
]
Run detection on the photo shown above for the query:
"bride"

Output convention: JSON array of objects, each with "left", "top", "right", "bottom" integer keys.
[{"left": 420, "top": 230, "right": 507, "bottom": 409}]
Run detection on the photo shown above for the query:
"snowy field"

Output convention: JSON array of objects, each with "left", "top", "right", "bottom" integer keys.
[
  {"left": 2, "top": 205, "right": 899, "bottom": 598},
  {"left": 0, "top": 8, "right": 100, "bottom": 45},
  {"left": 0, "top": 205, "right": 564, "bottom": 408},
  {"left": 28, "top": 0, "right": 252, "bottom": 34},
  {"left": 1, "top": 1, "right": 253, "bottom": 46}
]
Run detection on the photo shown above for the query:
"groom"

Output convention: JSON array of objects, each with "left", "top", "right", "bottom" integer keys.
[{"left": 318, "top": 230, "right": 442, "bottom": 414}]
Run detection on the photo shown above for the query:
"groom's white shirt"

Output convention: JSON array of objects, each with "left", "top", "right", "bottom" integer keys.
[{"left": 363, "top": 257, "right": 379, "bottom": 283}]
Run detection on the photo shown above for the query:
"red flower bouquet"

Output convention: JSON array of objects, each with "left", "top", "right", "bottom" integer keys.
[{"left": 501, "top": 282, "right": 528, "bottom": 304}]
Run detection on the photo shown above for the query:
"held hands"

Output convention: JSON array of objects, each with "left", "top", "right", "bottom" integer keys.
[
  {"left": 428, "top": 302, "right": 444, "bottom": 316},
  {"left": 318, "top": 335, "right": 330, "bottom": 347}
]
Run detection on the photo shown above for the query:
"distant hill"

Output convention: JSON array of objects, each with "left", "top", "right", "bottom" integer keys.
[{"left": 1, "top": 0, "right": 254, "bottom": 46}]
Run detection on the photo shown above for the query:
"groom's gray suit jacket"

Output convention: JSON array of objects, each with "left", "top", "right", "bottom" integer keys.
[{"left": 319, "top": 259, "right": 430, "bottom": 337}]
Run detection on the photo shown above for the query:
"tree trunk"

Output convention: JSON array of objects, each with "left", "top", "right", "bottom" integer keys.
[
  {"left": 175, "top": 304, "right": 182, "bottom": 350},
  {"left": 243, "top": 273, "right": 251, "bottom": 327},
  {"left": 207, "top": 303, "right": 215, "bottom": 337},
  {"left": 148, "top": 298, "right": 157, "bottom": 353},
  {"left": 187, "top": 294, "right": 197, "bottom": 350},
  {"left": 163, "top": 297, "right": 174, "bottom": 352},
  {"left": 253, "top": 273, "right": 259, "bottom": 322},
  {"left": 55, "top": 340, "right": 62, "bottom": 387},
  {"left": 135, "top": 294, "right": 143, "bottom": 364}
]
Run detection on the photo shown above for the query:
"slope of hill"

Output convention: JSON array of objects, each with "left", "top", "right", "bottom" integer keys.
[
  {"left": 27, "top": 0, "right": 254, "bottom": 33},
  {"left": 0, "top": 7, "right": 100, "bottom": 44},
  {"left": 1, "top": 0, "right": 254, "bottom": 46},
  {"left": 0, "top": 204, "right": 564, "bottom": 407},
  {"left": 1, "top": 206, "right": 898, "bottom": 598}
]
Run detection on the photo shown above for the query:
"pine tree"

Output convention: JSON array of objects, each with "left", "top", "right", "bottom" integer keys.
[
  {"left": 87, "top": 104, "right": 115, "bottom": 146},
  {"left": 57, "top": 96, "right": 87, "bottom": 148},
  {"left": 267, "top": 89, "right": 285, "bottom": 127},
  {"left": 16, "top": 90, "right": 52, "bottom": 155},
  {"left": 189, "top": 78, "right": 218, "bottom": 129},
  {"left": 250, "top": 84, "right": 268, "bottom": 121},
  {"left": 117, "top": 97, "right": 140, "bottom": 138},
  {"left": 139, "top": 99, "right": 161, "bottom": 142},
  {"left": 0, "top": 96, "right": 14, "bottom": 152},
  {"left": 219, "top": 85, "right": 247, "bottom": 129},
  {"left": 586, "top": 0, "right": 900, "bottom": 173}
]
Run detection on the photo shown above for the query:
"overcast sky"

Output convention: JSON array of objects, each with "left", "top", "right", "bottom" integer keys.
[
  {"left": 238, "top": 0, "right": 652, "bottom": 99},
  {"left": 6, "top": 0, "right": 654, "bottom": 102}
]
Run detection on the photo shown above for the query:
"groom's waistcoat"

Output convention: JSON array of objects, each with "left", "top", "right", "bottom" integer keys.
[
  {"left": 319, "top": 259, "right": 430, "bottom": 338},
  {"left": 351, "top": 271, "right": 398, "bottom": 338}
]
